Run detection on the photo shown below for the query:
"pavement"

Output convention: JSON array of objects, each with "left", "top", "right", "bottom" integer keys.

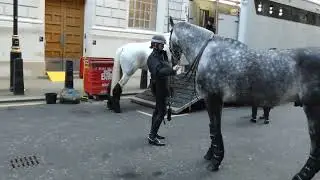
[
  {"left": 0, "top": 75, "right": 145, "bottom": 103},
  {"left": 0, "top": 100, "right": 318, "bottom": 180}
]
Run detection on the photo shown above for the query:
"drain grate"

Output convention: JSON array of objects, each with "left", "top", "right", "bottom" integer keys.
[{"left": 10, "top": 155, "right": 40, "bottom": 169}]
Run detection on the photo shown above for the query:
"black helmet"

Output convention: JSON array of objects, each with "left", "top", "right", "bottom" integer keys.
[{"left": 151, "top": 35, "right": 166, "bottom": 44}]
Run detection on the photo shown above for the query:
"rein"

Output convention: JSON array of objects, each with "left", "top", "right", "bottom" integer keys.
[
  {"left": 182, "top": 34, "right": 214, "bottom": 102},
  {"left": 184, "top": 35, "right": 214, "bottom": 80},
  {"left": 168, "top": 28, "right": 214, "bottom": 112}
]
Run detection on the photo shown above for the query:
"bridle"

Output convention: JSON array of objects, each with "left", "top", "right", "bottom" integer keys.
[
  {"left": 168, "top": 28, "right": 214, "bottom": 80},
  {"left": 168, "top": 27, "right": 214, "bottom": 103},
  {"left": 169, "top": 29, "right": 182, "bottom": 65}
]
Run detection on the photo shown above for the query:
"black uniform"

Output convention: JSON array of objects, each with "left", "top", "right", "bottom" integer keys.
[
  {"left": 147, "top": 48, "right": 176, "bottom": 145},
  {"left": 205, "top": 24, "right": 216, "bottom": 34},
  {"left": 251, "top": 106, "right": 271, "bottom": 124}
]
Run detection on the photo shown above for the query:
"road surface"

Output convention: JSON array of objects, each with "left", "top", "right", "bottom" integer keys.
[{"left": 0, "top": 99, "right": 317, "bottom": 180}]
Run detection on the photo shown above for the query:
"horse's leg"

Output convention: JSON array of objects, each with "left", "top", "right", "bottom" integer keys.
[
  {"left": 203, "top": 94, "right": 224, "bottom": 171},
  {"left": 111, "top": 73, "right": 131, "bottom": 113},
  {"left": 263, "top": 106, "right": 271, "bottom": 124},
  {"left": 292, "top": 105, "right": 320, "bottom": 180}
]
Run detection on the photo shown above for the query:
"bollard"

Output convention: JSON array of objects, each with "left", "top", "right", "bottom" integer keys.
[
  {"left": 59, "top": 60, "right": 81, "bottom": 104},
  {"left": 64, "top": 60, "right": 74, "bottom": 89},
  {"left": 13, "top": 57, "right": 24, "bottom": 95}
]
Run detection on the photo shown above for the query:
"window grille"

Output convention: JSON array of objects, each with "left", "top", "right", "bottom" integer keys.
[{"left": 128, "top": 0, "right": 158, "bottom": 30}]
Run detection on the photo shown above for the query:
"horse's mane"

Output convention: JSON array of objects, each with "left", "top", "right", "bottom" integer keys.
[
  {"left": 212, "top": 36, "right": 248, "bottom": 49},
  {"left": 173, "top": 21, "right": 249, "bottom": 80},
  {"left": 174, "top": 21, "right": 248, "bottom": 49}
]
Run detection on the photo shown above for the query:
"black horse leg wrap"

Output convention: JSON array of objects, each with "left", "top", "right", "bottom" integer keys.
[
  {"left": 112, "top": 83, "right": 122, "bottom": 113},
  {"left": 210, "top": 133, "right": 225, "bottom": 166},
  {"left": 293, "top": 155, "right": 320, "bottom": 180}
]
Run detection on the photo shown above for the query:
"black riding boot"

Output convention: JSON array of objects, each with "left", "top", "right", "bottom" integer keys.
[
  {"left": 156, "top": 134, "right": 165, "bottom": 139},
  {"left": 151, "top": 110, "right": 165, "bottom": 140},
  {"left": 250, "top": 106, "right": 258, "bottom": 123},
  {"left": 148, "top": 116, "right": 165, "bottom": 146},
  {"left": 112, "top": 83, "right": 122, "bottom": 113},
  {"left": 263, "top": 107, "right": 270, "bottom": 124}
]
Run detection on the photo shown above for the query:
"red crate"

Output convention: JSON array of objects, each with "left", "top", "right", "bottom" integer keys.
[{"left": 83, "top": 57, "right": 114, "bottom": 97}]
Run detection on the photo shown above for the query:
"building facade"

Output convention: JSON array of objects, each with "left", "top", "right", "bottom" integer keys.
[
  {"left": 238, "top": 0, "right": 320, "bottom": 49},
  {"left": 1, "top": 0, "right": 318, "bottom": 78},
  {"left": 0, "top": 0, "right": 189, "bottom": 77}
]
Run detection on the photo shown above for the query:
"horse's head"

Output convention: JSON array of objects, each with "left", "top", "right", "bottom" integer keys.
[
  {"left": 168, "top": 17, "right": 183, "bottom": 66},
  {"left": 168, "top": 16, "right": 214, "bottom": 66},
  {"left": 162, "top": 32, "right": 177, "bottom": 66},
  {"left": 157, "top": 32, "right": 178, "bottom": 67}
]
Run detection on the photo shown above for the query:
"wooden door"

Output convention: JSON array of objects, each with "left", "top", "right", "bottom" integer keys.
[
  {"left": 45, "top": 0, "right": 84, "bottom": 71},
  {"left": 62, "top": 0, "right": 84, "bottom": 71},
  {"left": 45, "top": 0, "right": 64, "bottom": 71}
]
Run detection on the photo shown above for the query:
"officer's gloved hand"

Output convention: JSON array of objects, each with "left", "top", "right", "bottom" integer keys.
[
  {"left": 172, "top": 65, "right": 181, "bottom": 75},
  {"left": 173, "top": 65, "right": 180, "bottom": 71}
]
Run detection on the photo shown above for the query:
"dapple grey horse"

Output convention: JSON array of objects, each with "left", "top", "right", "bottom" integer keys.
[{"left": 168, "top": 16, "right": 320, "bottom": 180}]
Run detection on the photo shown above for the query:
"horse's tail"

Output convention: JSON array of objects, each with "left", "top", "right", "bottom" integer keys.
[{"left": 110, "top": 46, "right": 123, "bottom": 96}]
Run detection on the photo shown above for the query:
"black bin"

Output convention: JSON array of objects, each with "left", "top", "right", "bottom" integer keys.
[{"left": 45, "top": 93, "right": 57, "bottom": 104}]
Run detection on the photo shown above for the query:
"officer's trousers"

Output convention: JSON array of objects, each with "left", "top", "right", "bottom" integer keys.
[
  {"left": 149, "top": 82, "right": 167, "bottom": 139},
  {"left": 251, "top": 106, "right": 271, "bottom": 119}
]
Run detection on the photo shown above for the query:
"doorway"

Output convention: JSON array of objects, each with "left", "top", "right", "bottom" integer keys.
[
  {"left": 45, "top": 0, "right": 85, "bottom": 72},
  {"left": 199, "top": 9, "right": 210, "bottom": 27}
]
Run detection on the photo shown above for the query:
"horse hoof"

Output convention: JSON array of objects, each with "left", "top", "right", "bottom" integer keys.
[
  {"left": 250, "top": 118, "right": 257, "bottom": 123},
  {"left": 264, "top": 120, "right": 270, "bottom": 124},
  {"left": 207, "top": 161, "right": 220, "bottom": 171}
]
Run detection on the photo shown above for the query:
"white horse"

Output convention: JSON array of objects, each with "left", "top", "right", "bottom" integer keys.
[{"left": 108, "top": 33, "right": 177, "bottom": 113}]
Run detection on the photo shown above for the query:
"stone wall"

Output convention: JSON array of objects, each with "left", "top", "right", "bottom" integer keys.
[
  {"left": 94, "top": 0, "right": 128, "bottom": 28},
  {"left": 0, "top": 0, "right": 44, "bottom": 63},
  {"left": 0, "top": 0, "right": 45, "bottom": 78},
  {"left": 164, "top": 0, "right": 189, "bottom": 32}
]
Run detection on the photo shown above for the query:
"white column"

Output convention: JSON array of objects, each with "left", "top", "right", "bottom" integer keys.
[
  {"left": 83, "top": 0, "right": 97, "bottom": 56},
  {"left": 156, "top": 0, "right": 166, "bottom": 33},
  {"left": 188, "top": 0, "right": 194, "bottom": 23},
  {"left": 181, "top": 0, "right": 189, "bottom": 21},
  {"left": 237, "top": 0, "right": 249, "bottom": 43}
]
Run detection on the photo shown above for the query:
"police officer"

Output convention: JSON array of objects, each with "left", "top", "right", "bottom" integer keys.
[
  {"left": 147, "top": 34, "right": 179, "bottom": 146},
  {"left": 250, "top": 105, "right": 272, "bottom": 124}
]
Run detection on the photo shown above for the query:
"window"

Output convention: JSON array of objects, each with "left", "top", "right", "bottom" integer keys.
[
  {"left": 278, "top": 5, "right": 292, "bottom": 21},
  {"left": 291, "top": 7, "right": 302, "bottom": 22},
  {"left": 316, "top": 14, "right": 320, "bottom": 26},
  {"left": 254, "top": 0, "right": 320, "bottom": 27},
  {"left": 128, "top": 0, "right": 158, "bottom": 31},
  {"left": 306, "top": 12, "right": 316, "bottom": 25}
]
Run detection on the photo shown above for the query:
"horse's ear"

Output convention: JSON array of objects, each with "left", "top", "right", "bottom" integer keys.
[{"left": 169, "top": 16, "right": 174, "bottom": 28}]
